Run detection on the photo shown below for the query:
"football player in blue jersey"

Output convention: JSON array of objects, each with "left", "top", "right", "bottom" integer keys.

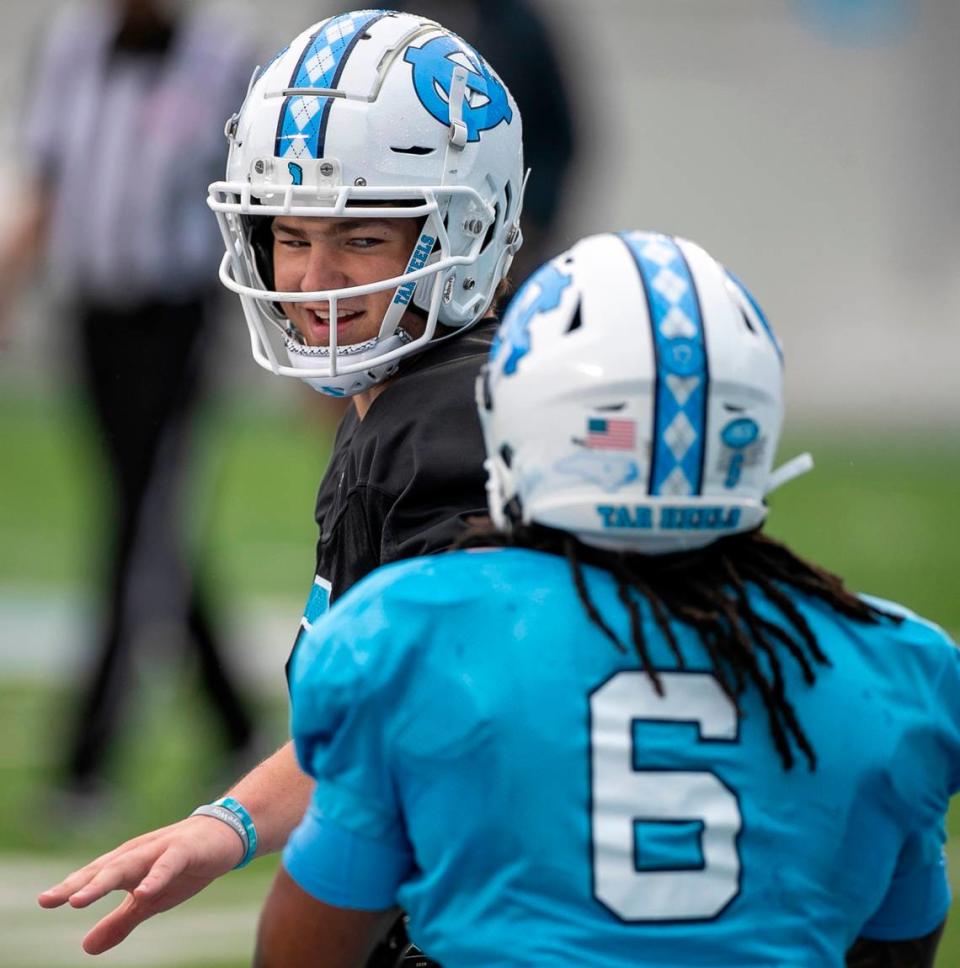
[{"left": 258, "top": 232, "right": 959, "bottom": 967}]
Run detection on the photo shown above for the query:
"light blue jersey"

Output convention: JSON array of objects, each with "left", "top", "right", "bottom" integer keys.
[{"left": 284, "top": 548, "right": 960, "bottom": 967}]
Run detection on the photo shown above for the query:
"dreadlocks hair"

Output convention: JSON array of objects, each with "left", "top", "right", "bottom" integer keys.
[{"left": 457, "top": 525, "right": 899, "bottom": 772}]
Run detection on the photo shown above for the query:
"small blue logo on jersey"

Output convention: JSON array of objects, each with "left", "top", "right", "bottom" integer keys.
[
  {"left": 493, "top": 263, "right": 571, "bottom": 376},
  {"left": 288, "top": 162, "right": 303, "bottom": 185},
  {"left": 404, "top": 36, "right": 512, "bottom": 142}
]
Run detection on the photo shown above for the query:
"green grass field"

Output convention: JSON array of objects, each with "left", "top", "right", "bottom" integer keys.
[{"left": 1, "top": 390, "right": 958, "bottom": 965}]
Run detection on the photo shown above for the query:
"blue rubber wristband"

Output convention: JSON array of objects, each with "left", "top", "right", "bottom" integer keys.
[{"left": 214, "top": 797, "right": 258, "bottom": 869}]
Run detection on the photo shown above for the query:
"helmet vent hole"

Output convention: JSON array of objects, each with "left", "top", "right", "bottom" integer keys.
[
  {"left": 499, "top": 443, "right": 514, "bottom": 468},
  {"left": 390, "top": 145, "right": 435, "bottom": 156},
  {"left": 740, "top": 309, "right": 757, "bottom": 335},
  {"left": 565, "top": 300, "right": 582, "bottom": 334},
  {"left": 481, "top": 368, "right": 494, "bottom": 410},
  {"left": 479, "top": 203, "right": 500, "bottom": 253}
]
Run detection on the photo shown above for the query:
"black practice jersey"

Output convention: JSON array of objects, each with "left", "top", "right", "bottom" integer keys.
[
  {"left": 293, "top": 324, "right": 497, "bottom": 967},
  {"left": 312, "top": 319, "right": 496, "bottom": 609}
]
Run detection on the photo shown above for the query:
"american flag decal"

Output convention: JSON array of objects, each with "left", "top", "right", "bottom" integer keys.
[{"left": 586, "top": 417, "right": 636, "bottom": 450}]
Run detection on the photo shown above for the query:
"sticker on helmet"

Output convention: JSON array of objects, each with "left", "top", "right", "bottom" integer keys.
[
  {"left": 721, "top": 417, "right": 759, "bottom": 449},
  {"left": 404, "top": 35, "right": 512, "bottom": 142},
  {"left": 596, "top": 505, "right": 742, "bottom": 532},
  {"left": 584, "top": 417, "right": 636, "bottom": 451},
  {"left": 555, "top": 453, "right": 640, "bottom": 492},
  {"left": 720, "top": 417, "right": 760, "bottom": 488},
  {"left": 492, "top": 262, "right": 571, "bottom": 376}
]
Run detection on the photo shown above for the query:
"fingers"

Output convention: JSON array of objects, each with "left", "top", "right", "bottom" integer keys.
[
  {"left": 36, "top": 820, "right": 230, "bottom": 954},
  {"left": 38, "top": 861, "right": 110, "bottom": 909},
  {"left": 37, "top": 829, "right": 170, "bottom": 908},
  {"left": 66, "top": 865, "right": 144, "bottom": 909},
  {"left": 132, "top": 846, "right": 190, "bottom": 901},
  {"left": 80, "top": 848, "right": 204, "bottom": 955},
  {"left": 81, "top": 892, "right": 155, "bottom": 956},
  {"left": 38, "top": 846, "right": 163, "bottom": 910}
]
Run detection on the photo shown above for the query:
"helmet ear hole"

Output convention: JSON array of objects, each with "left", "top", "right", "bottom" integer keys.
[{"left": 247, "top": 216, "right": 275, "bottom": 291}]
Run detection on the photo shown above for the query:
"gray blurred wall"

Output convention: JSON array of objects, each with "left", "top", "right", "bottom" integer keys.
[{"left": 1, "top": 0, "right": 957, "bottom": 428}]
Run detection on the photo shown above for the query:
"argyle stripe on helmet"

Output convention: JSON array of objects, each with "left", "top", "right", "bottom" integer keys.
[
  {"left": 275, "top": 10, "right": 388, "bottom": 161},
  {"left": 620, "top": 231, "right": 710, "bottom": 498}
]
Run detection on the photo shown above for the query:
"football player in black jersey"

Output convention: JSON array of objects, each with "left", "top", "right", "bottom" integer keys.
[{"left": 39, "top": 11, "right": 524, "bottom": 966}]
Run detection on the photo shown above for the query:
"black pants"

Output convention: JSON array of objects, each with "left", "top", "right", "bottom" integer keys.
[{"left": 66, "top": 297, "right": 252, "bottom": 787}]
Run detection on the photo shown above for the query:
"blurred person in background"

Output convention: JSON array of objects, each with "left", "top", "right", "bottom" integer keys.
[
  {"left": 39, "top": 11, "right": 526, "bottom": 967},
  {"left": 257, "top": 232, "right": 958, "bottom": 967},
  {"left": 0, "top": 0, "right": 257, "bottom": 797},
  {"left": 393, "top": 0, "right": 577, "bottom": 282}
]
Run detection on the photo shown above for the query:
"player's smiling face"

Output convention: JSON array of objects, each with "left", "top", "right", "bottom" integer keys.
[{"left": 272, "top": 215, "right": 427, "bottom": 348}]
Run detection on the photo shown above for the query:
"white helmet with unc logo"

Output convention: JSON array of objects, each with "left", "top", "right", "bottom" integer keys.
[
  {"left": 208, "top": 10, "right": 525, "bottom": 396},
  {"left": 479, "top": 232, "right": 813, "bottom": 553}
]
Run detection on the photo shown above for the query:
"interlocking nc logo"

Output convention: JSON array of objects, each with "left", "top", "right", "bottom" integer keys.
[
  {"left": 404, "top": 35, "right": 513, "bottom": 143},
  {"left": 494, "top": 262, "right": 571, "bottom": 376}
]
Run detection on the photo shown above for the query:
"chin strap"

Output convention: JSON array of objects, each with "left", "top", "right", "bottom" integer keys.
[{"left": 764, "top": 452, "right": 814, "bottom": 496}]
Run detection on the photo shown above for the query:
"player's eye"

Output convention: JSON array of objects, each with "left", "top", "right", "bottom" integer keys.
[{"left": 346, "top": 236, "right": 385, "bottom": 249}]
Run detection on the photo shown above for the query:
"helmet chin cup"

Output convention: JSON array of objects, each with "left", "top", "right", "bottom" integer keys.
[{"left": 284, "top": 330, "right": 412, "bottom": 397}]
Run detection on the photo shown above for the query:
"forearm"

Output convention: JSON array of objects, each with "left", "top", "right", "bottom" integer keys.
[
  {"left": 255, "top": 868, "right": 396, "bottom": 968},
  {"left": 224, "top": 740, "right": 315, "bottom": 856}
]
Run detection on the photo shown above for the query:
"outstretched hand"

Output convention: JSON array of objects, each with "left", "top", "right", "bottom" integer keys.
[{"left": 37, "top": 815, "right": 245, "bottom": 955}]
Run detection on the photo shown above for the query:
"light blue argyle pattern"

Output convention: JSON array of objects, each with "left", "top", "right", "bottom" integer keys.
[
  {"left": 275, "top": 10, "right": 387, "bottom": 161},
  {"left": 620, "top": 232, "right": 709, "bottom": 497}
]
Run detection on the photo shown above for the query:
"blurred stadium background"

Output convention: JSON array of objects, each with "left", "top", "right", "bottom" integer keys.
[{"left": 0, "top": 0, "right": 957, "bottom": 965}]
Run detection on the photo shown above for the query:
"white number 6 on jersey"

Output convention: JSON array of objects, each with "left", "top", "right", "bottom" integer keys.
[{"left": 590, "top": 671, "right": 741, "bottom": 921}]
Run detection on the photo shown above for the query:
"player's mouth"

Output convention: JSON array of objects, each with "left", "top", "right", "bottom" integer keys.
[{"left": 300, "top": 306, "right": 366, "bottom": 346}]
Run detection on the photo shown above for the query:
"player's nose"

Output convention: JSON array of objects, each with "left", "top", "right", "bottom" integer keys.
[{"left": 299, "top": 244, "right": 350, "bottom": 293}]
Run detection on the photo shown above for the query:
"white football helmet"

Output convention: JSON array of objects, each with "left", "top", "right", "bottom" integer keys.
[
  {"left": 479, "top": 232, "right": 813, "bottom": 554},
  {"left": 208, "top": 10, "right": 525, "bottom": 396}
]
